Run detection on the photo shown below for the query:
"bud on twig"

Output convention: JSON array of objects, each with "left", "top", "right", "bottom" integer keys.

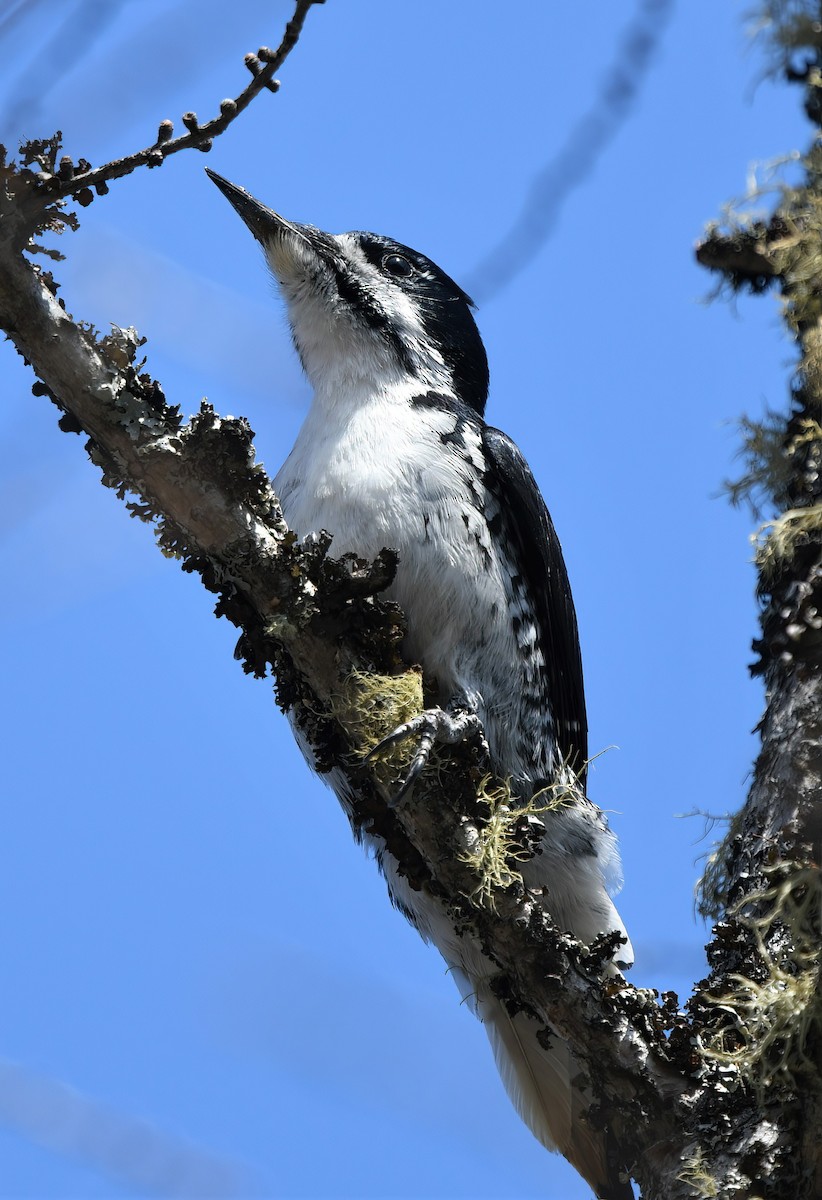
[
  {"left": 244, "top": 53, "right": 281, "bottom": 93},
  {"left": 181, "top": 112, "right": 199, "bottom": 133},
  {"left": 157, "top": 119, "right": 174, "bottom": 143}
]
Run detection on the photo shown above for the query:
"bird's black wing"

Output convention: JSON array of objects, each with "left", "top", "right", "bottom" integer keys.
[{"left": 482, "top": 425, "right": 588, "bottom": 781}]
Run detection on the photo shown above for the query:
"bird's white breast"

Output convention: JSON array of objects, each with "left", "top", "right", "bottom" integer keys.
[{"left": 273, "top": 382, "right": 526, "bottom": 747}]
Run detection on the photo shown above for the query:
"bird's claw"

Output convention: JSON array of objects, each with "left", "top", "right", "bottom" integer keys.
[{"left": 365, "top": 704, "right": 488, "bottom": 805}]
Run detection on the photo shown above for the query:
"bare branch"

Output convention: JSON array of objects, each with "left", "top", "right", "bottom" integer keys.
[{"left": 28, "top": 0, "right": 324, "bottom": 204}]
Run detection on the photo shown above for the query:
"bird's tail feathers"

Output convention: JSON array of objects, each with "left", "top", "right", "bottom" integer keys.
[{"left": 480, "top": 991, "right": 632, "bottom": 1200}]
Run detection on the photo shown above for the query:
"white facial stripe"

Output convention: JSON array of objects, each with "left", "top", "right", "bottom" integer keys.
[
  {"left": 333, "top": 234, "right": 451, "bottom": 383},
  {"left": 335, "top": 236, "right": 425, "bottom": 330}
]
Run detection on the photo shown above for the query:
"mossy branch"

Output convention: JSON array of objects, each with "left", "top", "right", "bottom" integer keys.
[
  {"left": 690, "top": 6, "right": 822, "bottom": 1194},
  {"left": 0, "top": 117, "right": 692, "bottom": 1200}
]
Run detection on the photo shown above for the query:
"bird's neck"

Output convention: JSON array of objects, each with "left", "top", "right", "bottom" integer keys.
[{"left": 306, "top": 366, "right": 453, "bottom": 425}]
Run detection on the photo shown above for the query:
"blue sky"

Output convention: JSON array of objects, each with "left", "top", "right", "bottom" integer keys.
[{"left": 0, "top": 2, "right": 809, "bottom": 1197}]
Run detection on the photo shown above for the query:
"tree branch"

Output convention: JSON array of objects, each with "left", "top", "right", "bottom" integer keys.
[
  {"left": 695, "top": 223, "right": 783, "bottom": 292},
  {"left": 12, "top": 0, "right": 325, "bottom": 208},
  {"left": 0, "top": 140, "right": 695, "bottom": 1198}
]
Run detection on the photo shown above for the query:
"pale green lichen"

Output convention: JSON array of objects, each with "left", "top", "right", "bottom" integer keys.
[
  {"left": 752, "top": 501, "right": 822, "bottom": 579},
  {"left": 700, "top": 865, "right": 822, "bottom": 1102},
  {"left": 677, "top": 1148, "right": 720, "bottom": 1198},
  {"left": 460, "top": 767, "right": 581, "bottom": 910},
  {"left": 723, "top": 411, "right": 792, "bottom": 518},
  {"left": 329, "top": 667, "right": 424, "bottom": 786}
]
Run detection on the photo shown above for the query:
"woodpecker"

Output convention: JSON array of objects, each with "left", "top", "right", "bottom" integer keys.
[{"left": 207, "top": 169, "right": 633, "bottom": 1200}]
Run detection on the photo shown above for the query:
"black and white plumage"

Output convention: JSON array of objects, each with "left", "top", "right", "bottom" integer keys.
[{"left": 207, "top": 170, "right": 633, "bottom": 1200}]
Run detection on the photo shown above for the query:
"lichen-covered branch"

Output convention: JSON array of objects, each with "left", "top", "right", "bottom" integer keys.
[
  {"left": 0, "top": 133, "right": 692, "bottom": 1195},
  {"left": 691, "top": 6, "right": 822, "bottom": 1197}
]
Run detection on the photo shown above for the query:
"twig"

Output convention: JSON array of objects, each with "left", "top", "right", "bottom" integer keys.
[{"left": 32, "top": 0, "right": 325, "bottom": 204}]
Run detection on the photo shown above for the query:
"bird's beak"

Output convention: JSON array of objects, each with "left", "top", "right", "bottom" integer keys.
[
  {"left": 205, "top": 169, "right": 300, "bottom": 245},
  {"left": 205, "top": 168, "right": 335, "bottom": 290}
]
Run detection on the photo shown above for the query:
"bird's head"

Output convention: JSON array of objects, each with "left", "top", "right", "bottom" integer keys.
[{"left": 206, "top": 170, "right": 489, "bottom": 415}]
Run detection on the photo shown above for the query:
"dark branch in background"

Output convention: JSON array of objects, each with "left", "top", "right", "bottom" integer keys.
[
  {"left": 0, "top": 0, "right": 44, "bottom": 39},
  {"left": 465, "top": 0, "right": 675, "bottom": 304},
  {"left": 0, "top": 1059, "right": 250, "bottom": 1199},
  {"left": 22, "top": 0, "right": 324, "bottom": 207},
  {"left": 0, "top": 0, "right": 44, "bottom": 38},
  {"left": 0, "top": 0, "right": 122, "bottom": 138}
]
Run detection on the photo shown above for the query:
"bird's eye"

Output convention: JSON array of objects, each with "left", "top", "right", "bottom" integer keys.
[{"left": 382, "top": 253, "right": 413, "bottom": 278}]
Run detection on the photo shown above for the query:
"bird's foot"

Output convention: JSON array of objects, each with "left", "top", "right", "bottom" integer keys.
[{"left": 365, "top": 701, "right": 488, "bottom": 805}]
